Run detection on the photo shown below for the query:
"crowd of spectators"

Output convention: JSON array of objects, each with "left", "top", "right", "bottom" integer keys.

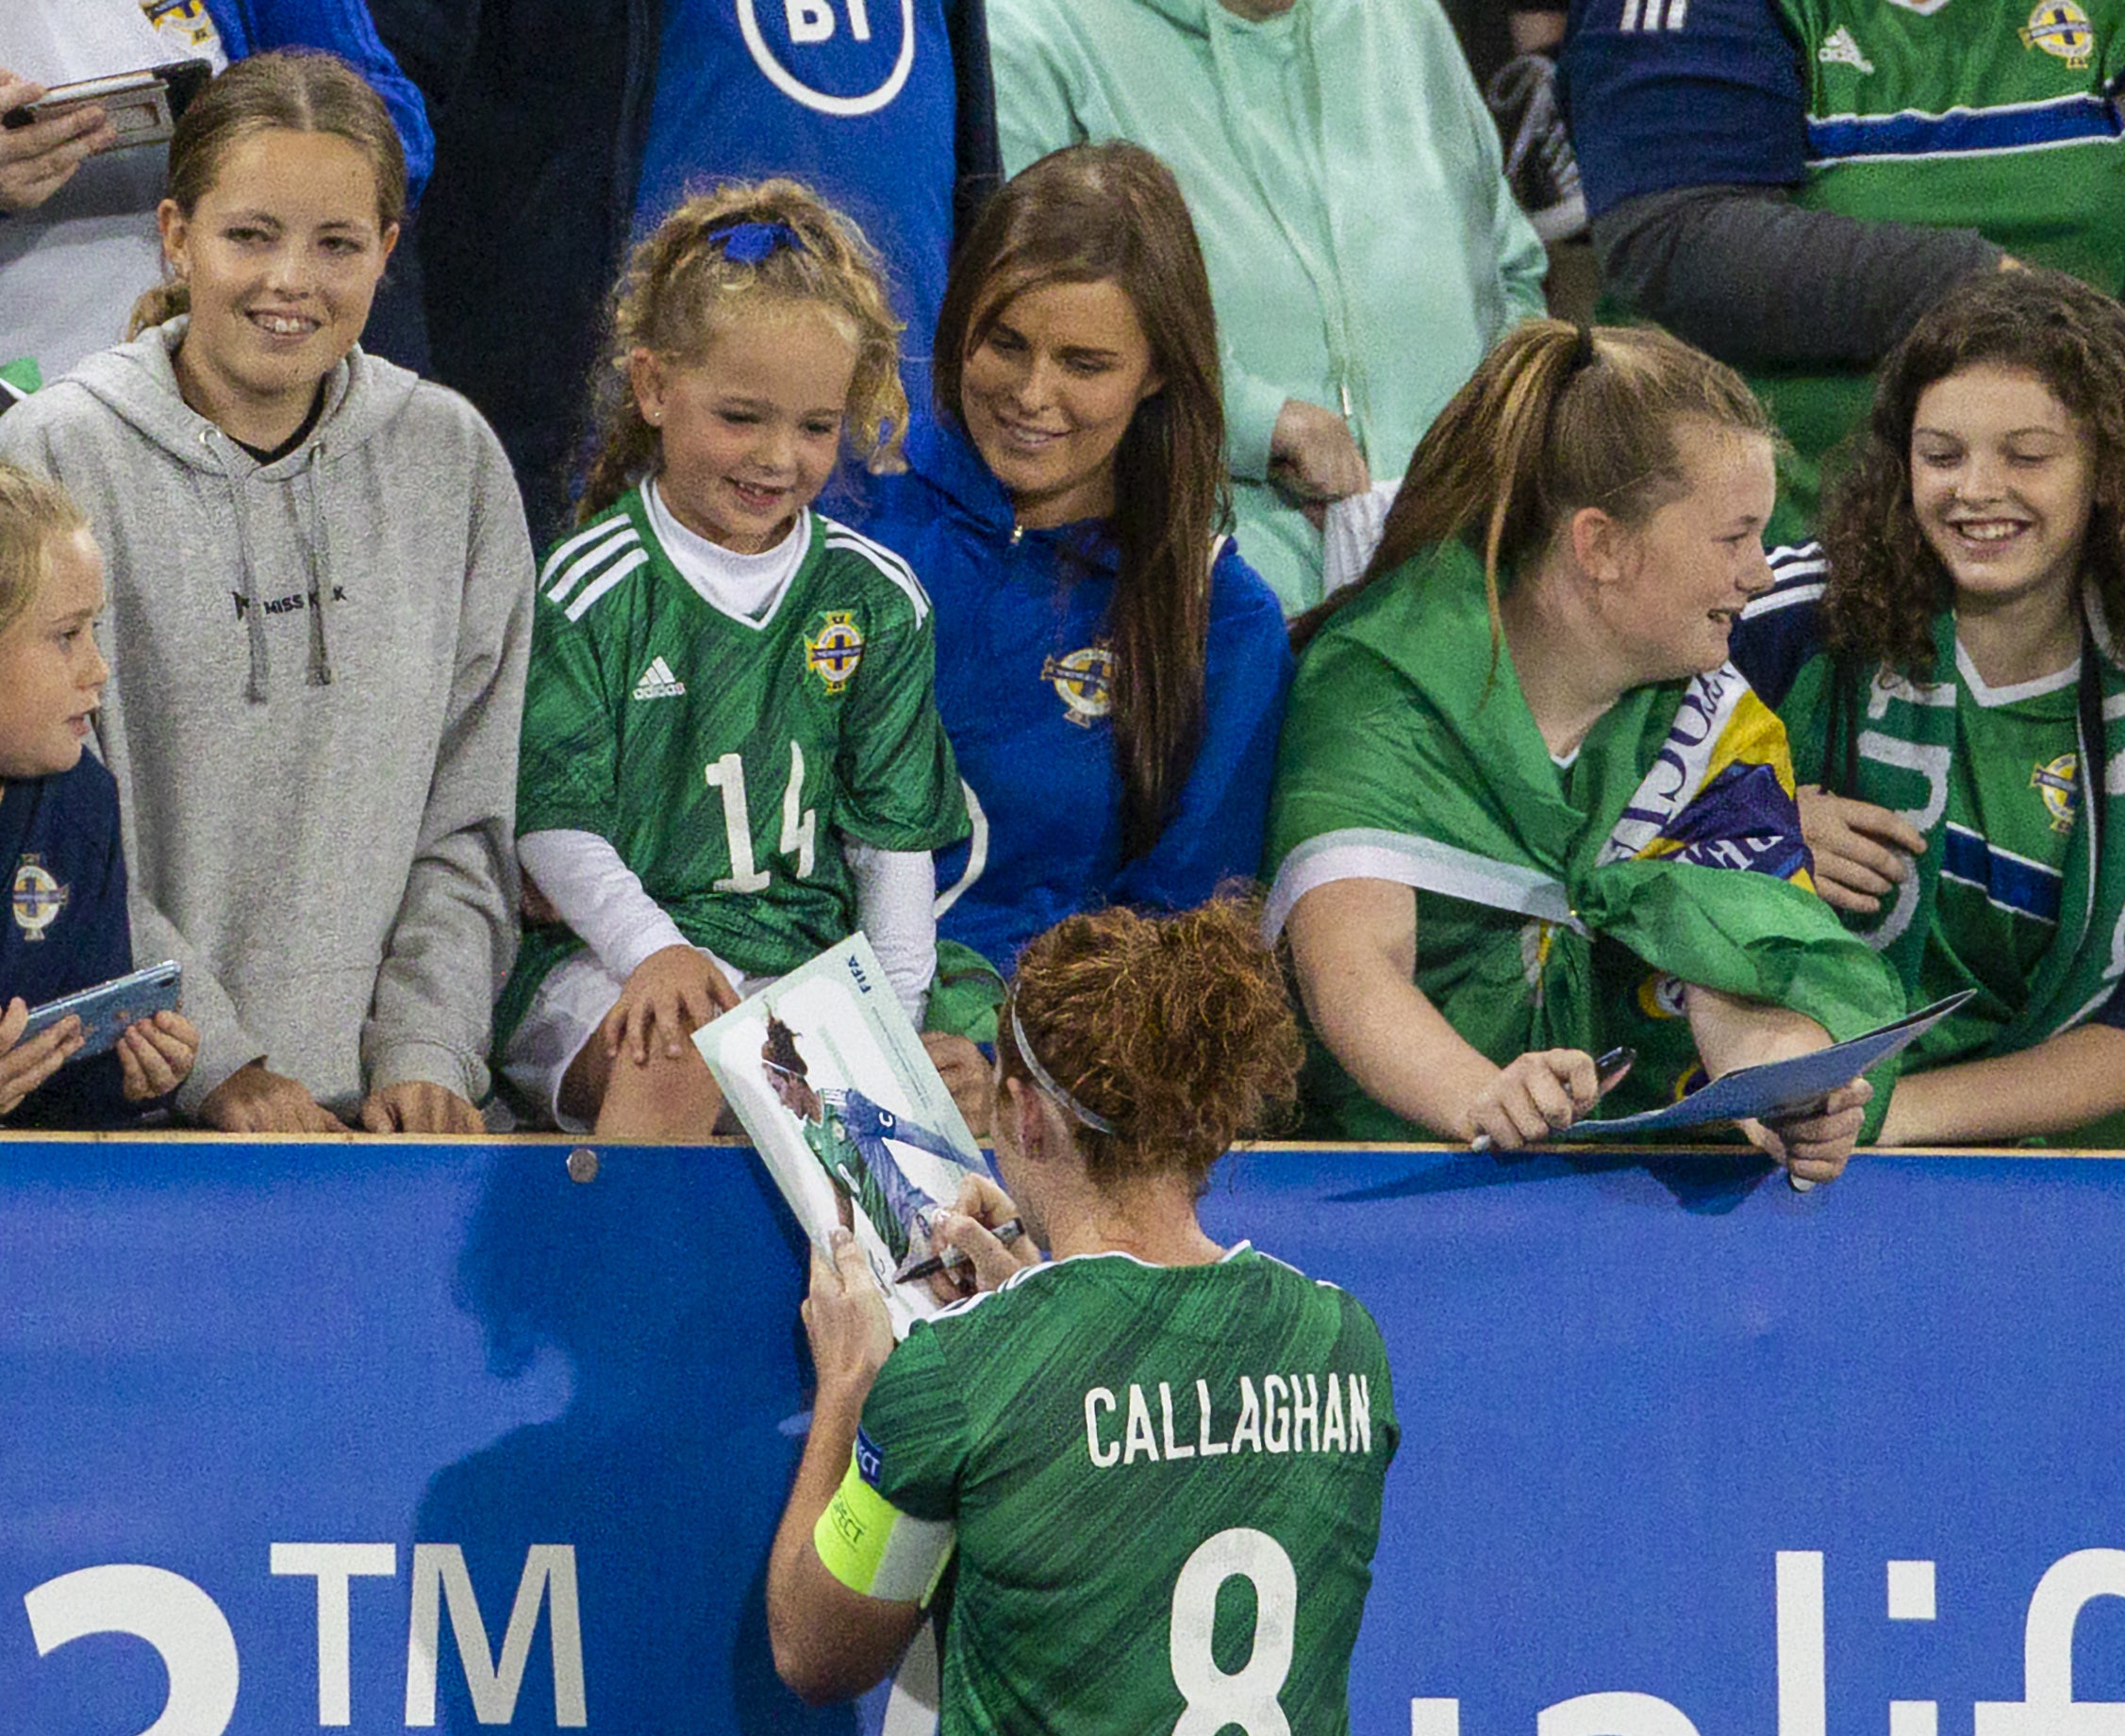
[
  {"left": 6, "top": 4, "right": 2125, "bottom": 1725},
  {"left": 2, "top": 0, "right": 2122, "bottom": 1145}
]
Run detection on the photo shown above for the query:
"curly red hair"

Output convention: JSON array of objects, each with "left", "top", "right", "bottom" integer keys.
[{"left": 997, "top": 898, "right": 1301, "bottom": 1195}]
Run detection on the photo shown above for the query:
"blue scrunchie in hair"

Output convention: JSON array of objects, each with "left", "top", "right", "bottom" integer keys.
[{"left": 706, "top": 219, "right": 805, "bottom": 264}]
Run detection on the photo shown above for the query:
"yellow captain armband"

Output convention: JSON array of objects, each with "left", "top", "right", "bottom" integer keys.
[{"left": 814, "top": 1443, "right": 955, "bottom": 1605}]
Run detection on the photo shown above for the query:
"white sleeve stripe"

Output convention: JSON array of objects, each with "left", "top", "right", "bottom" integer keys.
[
  {"left": 1768, "top": 540, "right": 1826, "bottom": 571},
  {"left": 562, "top": 547, "right": 649, "bottom": 622},
  {"left": 540, "top": 517, "right": 635, "bottom": 590},
  {"left": 1739, "top": 582, "right": 1826, "bottom": 620},
  {"left": 545, "top": 526, "right": 640, "bottom": 604},
  {"left": 822, "top": 526, "right": 932, "bottom": 624},
  {"left": 870, "top": 1514, "right": 956, "bottom": 1603}
]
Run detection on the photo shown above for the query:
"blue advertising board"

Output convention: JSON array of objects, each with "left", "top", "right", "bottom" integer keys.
[{"left": 3, "top": 1138, "right": 2123, "bottom": 1734}]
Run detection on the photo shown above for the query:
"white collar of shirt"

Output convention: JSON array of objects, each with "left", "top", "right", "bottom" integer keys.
[
  {"left": 1954, "top": 639, "right": 2081, "bottom": 709},
  {"left": 644, "top": 478, "right": 809, "bottom": 629}
]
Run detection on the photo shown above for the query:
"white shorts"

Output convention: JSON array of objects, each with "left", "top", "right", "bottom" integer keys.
[{"left": 499, "top": 946, "right": 772, "bottom": 1133}]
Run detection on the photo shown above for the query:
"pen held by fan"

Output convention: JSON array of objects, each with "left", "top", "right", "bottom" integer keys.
[{"left": 1469, "top": 1046, "right": 1636, "bottom": 1154}]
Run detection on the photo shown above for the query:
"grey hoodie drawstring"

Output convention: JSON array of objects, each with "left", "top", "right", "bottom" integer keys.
[
  {"left": 302, "top": 450, "right": 336, "bottom": 687},
  {"left": 208, "top": 426, "right": 274, "bottom": 703}
]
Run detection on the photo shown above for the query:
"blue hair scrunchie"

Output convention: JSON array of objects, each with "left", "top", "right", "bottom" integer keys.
[{"left": 705, "top": 219, "right": 805, "bottom": 265}]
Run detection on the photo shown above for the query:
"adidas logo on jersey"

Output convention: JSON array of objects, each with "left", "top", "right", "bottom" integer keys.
[
  {"left": 1818, "top": 26, "right": 1874, "bottom": 73},
  {"left": 632, "top": 656, "right": 686, "bottom": 701},
  {"left": 1617, "top": 0, "right": 1688, "bottom": 30}
]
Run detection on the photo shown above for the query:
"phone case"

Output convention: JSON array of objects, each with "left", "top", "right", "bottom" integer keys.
[{"left": 21, "top": 962, "right": 183, "bottom": 1064}]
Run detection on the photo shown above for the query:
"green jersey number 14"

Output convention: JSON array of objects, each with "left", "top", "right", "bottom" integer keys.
[{"left": 704, "top": 743, "right": 817, "bottom": 894}]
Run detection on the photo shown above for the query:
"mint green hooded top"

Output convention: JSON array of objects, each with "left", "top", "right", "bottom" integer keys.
[{"left": 989, "top": 0, "right": 1549, "bottom": 613}]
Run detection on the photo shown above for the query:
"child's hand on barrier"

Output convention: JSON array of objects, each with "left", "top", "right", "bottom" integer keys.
[
  {"left": 0, "top": 996, "right": 81, "bottom": 1117},
  {"left": 605, "top": 945, "right": 739, "bottom": 1066},
  {"left": 117, "top": 1009, "right": 198, "bottom": 1102}
]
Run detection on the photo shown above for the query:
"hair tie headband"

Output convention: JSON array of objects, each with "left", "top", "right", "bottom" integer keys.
[
  {"left": 705, "top": 219, "right": 805, "bottom": 265},
  {"left": 1569, "top": 322, "right": 1599, "bottom": 372},
  {"left": 1009, "top": 1002, "right": 1117, "bottom": 1136}
]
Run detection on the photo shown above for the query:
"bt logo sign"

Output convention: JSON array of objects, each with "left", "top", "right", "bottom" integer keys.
[{"left": 739, "top": 0, "right": 917, "bottom": 117}]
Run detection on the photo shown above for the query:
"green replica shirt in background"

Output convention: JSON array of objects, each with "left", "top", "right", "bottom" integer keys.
[
  {"left": 1912, "top": 660, "right": 2080, "bottom": 1071},
  {"left": 859, "top": 1246, "right": 1397, "bottom": 1736},
  {"left": 496, "top": 494, "right": 967, "bottom": 1042},
  {"left": 1760, "top": 0, "right": 2125, "bottom": 537}
]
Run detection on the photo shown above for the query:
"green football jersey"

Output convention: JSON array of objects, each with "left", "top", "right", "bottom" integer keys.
[
  {"left": 1912, "top": 660, "right": 2081, "bottom": 1069},
  {"left": 855, "top": 1246, "right": 1397, "bottom": 1736},
  {"left": 498, "top": 494, "right": 967, "bottom": 1035},
  {"left": 1760, "top": 0, "right": 2125, "bottom": 537}
]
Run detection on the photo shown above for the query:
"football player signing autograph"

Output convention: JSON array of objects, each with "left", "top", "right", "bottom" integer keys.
[{"left": 767, "top": 899, "right": 1398, "bottom": 1734}]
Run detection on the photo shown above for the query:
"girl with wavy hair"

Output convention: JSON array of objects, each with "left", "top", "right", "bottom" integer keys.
[
  {"left": 1732, "top": 269, "right": 2125, "bottom": 1145},
  {"left": 494, "top": 178, "right": 966, "bottom": 1140}
]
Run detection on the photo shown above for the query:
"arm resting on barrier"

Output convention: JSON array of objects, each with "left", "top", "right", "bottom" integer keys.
[
  {"left": 1287, "top": 879, "right": 1599, "bottom": 1149},
  {"left": 1685, "top": 984, "right": 1869, "bottom": 1183},
  {"left": 1877, "top": 1023, "right": 2125, "bottom": 1148}
]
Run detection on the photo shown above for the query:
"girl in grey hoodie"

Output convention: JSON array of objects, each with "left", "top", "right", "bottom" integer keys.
[{"left": 0, "top": 52, "right": 532, "bottom": 1133}]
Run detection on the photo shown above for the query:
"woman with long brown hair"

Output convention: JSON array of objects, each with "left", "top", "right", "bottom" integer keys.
[
  {"left": 1267, "top": 320, "right": 1900, "bottom": 1181},
  {"left": 844, "top": 141, "right": 1290, "bottom": 1048}
]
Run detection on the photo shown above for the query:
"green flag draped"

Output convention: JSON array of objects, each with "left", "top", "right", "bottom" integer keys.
[{"left": 1266, "top": 541, "right": 1905, "bottom": 1141}]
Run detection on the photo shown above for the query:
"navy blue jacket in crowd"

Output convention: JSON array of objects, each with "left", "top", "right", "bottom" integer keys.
[
  {"left": 370, "top": 0, "right": 1001, "bottom": 545},
  {"left": 205, "top": 0, "right": 435, "bottom": 204},
  {"left": 1, "top": 757, "right": 135, "bottom": 1129}
]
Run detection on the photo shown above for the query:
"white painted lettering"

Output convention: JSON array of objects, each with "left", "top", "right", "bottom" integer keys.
[
  {"left": 1231, "top": 1377, "right": 1262, "bottom": 1454},
  {"left": 270, "top": 1542, "right": 396, "bottom": 1726},
  {"left": 24, "top": 1563, "right": 239, "bottom": 1736},
  {"left": 1085, "top": 1387, "right": 1120, "bottom": 1467},
  {"left": 1539, "top": 1690, "right": 1703, "bottom": 1734},
  {"left": 1321, "top": 1372, "right": 1347, "bottom": 1453},
  {"left": 1350, "top": 1373, "right": 1371, "bottom": 1455},
  {"left": 1776, "top": 1550, "right": 1825, "bottom": 1736},
  {"left": 404, "top": 1544, "right": 586, "bottom": 1728}
]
